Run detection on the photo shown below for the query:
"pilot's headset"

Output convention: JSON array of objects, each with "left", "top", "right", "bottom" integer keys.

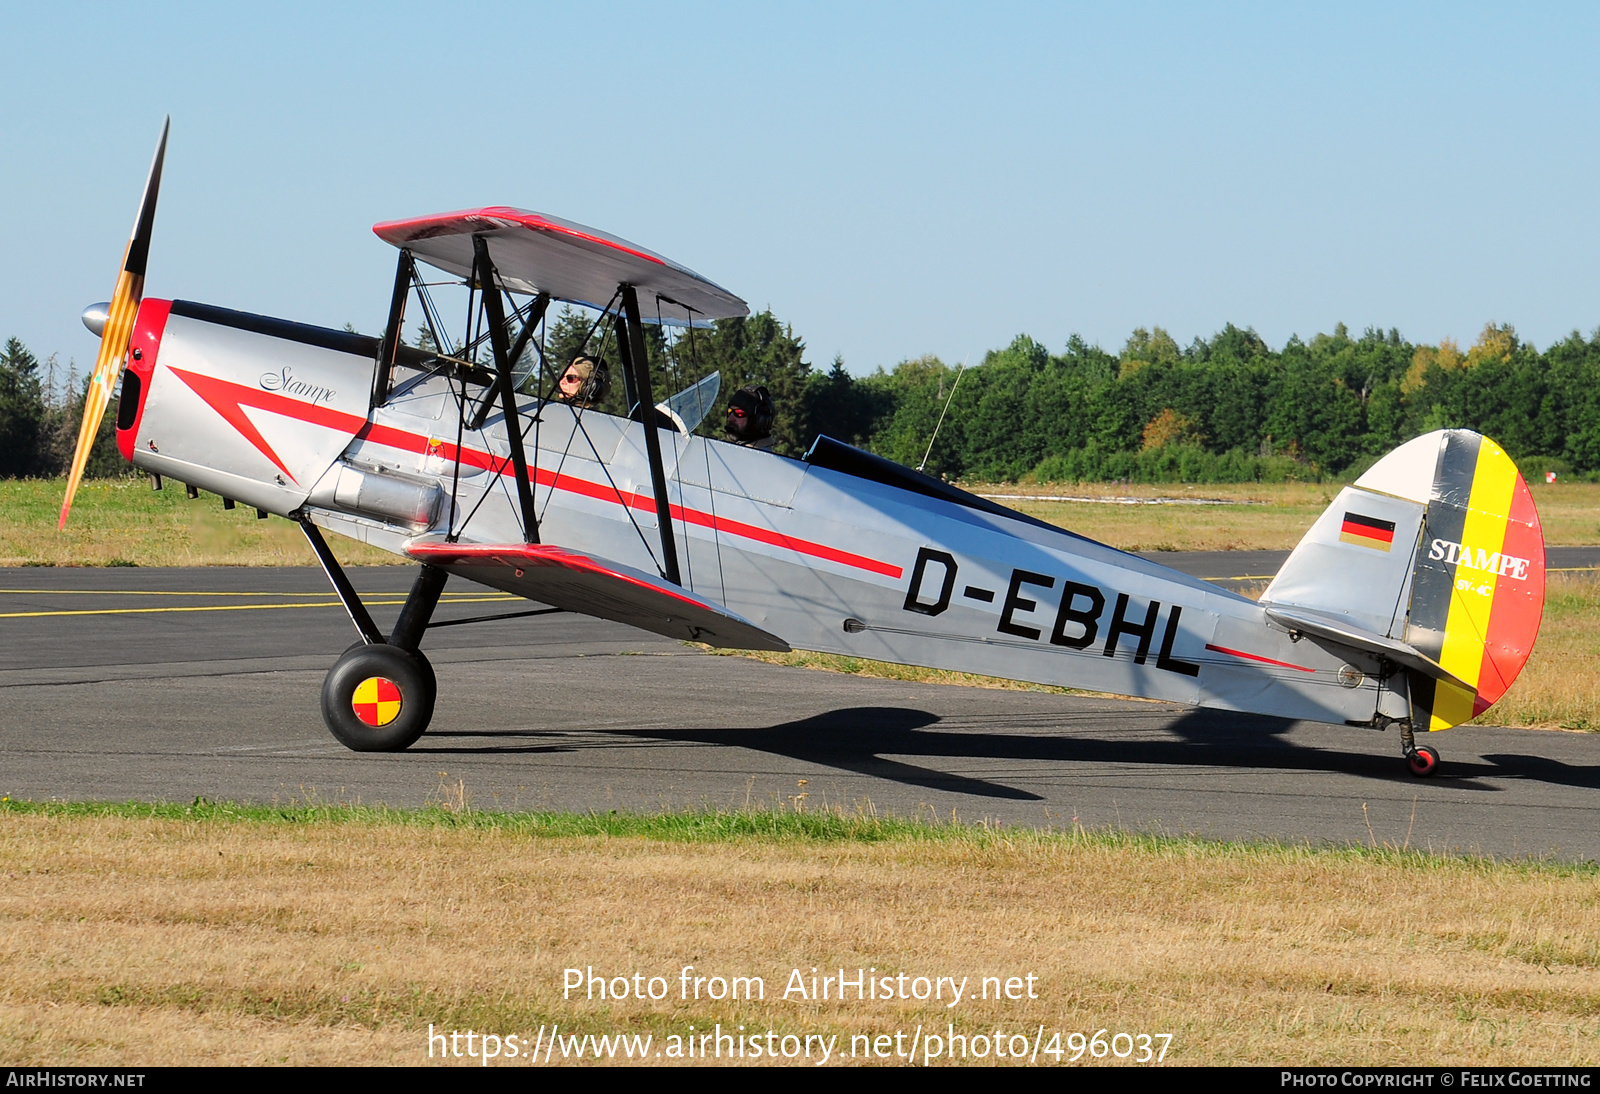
[
  {"left": 568, "top": 355, "right": 611, "bottom": 406},
  {"left": 726, "top": 384, "right": 774, "bottom": 442}
]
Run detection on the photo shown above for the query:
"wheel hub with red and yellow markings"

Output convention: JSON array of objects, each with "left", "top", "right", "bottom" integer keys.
[{"left": 352, "top": 676, "right": 403, "bottom": 727}]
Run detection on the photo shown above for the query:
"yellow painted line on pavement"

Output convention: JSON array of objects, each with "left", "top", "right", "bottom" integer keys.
[
  {"left": 0, "top": 589, "right": 517, "bottom": 597},
  {"left": 0, "top": 595, "right": 518, "bottom": 620}
]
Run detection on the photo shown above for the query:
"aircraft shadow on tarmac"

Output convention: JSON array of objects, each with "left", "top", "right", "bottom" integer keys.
[
  {"left": 419, "top": 706, "right": 1600, "bottom": 799},
  {"left": 1476, "top": 753, "right": 1600, "bottom": 792}
]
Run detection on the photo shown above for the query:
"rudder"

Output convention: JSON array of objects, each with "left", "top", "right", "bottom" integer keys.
[
  {"left": 1263, "top": 429, "right": 1545, "bottom": 731},
  {"left": 1366, "top": 430, "right": 1545, "bottom": 730}
]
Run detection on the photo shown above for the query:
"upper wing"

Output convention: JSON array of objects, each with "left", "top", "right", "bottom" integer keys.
[
  {"left": 406, "top": 540, "right": 789, "bottom": 652},
  {"left": 372, "top": 207, "right": 749, "bottom": 325}
]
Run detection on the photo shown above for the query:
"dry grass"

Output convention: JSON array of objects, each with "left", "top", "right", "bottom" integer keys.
[
  {"left": 1479, "top": 571, "right": 1600, "bottom": 731},
  {"left": 977, "top": 481, "right": 1600, "bottom": 552},
  {"left": 1526, "top": 484, "right": 1600, "bottom": 546},
  {"left": 0, "top": 478, "right": 398, "bottom": 566},
  {"left": 0, "top": 802, "right": 1596, "bottom": 1066},
  {"left": 979, "top": 481, "right": 1335, "bottom": 552},
  {"left": 6, "top": 479, "right": 1597, "bottom": 566}
]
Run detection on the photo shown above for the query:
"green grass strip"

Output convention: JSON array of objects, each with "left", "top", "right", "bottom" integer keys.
[{"left": 3, "top": 796, "right": 1596, "bottom": 876}]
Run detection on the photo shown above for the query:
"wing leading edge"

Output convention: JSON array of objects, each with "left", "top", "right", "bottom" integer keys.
[{"left": 406, "top": 540, "right": 789, "bottom": 652}]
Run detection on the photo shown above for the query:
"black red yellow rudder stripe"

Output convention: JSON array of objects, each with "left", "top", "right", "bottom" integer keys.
[{"left": 1360, "top": 431, "right": 1545, "bottom": 730}]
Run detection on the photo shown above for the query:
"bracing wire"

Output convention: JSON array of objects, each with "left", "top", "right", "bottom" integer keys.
[
  {"left": 679, "top": 302, "right": 727, "bottom": 602},
  {"left": 445, "top": 370, "right": 468, "bottom": 542},
  {"left": 575, "top": 411, "right": 663, "bottom": 577},
  {"left": 452, "top": 406, "right": 536, "bottom": 540},
  {"left": 535, "top": 407, "right": 583, "bottom": 526},
  {"left": 428, "top": 278, "right": 662, "bottom": 572},
  {"left": 918, "top": 357, "right": 968, "bottom": 474},
  {"left": 413, "top": 277, "right": 451, "bottom": 358},
  {"left": 442, "top": 261, "right": 548, "bottom": 543},
  {"left": 527, "top": 305, "right": 555, "bottom": 512}
]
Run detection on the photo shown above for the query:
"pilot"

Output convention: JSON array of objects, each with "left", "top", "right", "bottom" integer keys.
[
  {"left": 558, "top": 355, "right": 609, "bottom": 409},
  {"left": 725, "top": 384, "right": 775, "bottom": 449}
]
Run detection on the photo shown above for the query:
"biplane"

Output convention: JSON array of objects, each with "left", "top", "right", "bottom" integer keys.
[{"left": 62, "top": 121, "right": 1546, "bottom": 776}]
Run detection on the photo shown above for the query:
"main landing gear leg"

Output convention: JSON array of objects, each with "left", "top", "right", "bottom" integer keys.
[
  {"left": 1398, "top": 719, "right": 1439, "bottom": 778},
  {"left": 387, "top": 563, "right": 446, "bottom": 700},
  {"left": 299, "top": 518, "right": 444, "bottom": 752}
]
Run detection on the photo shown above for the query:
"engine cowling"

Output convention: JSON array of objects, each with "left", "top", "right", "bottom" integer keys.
[{"left": 122, "top": 299, "right": 378, "bottom": 516}]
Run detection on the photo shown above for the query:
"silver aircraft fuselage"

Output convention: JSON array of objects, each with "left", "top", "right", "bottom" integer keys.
[{"left": 121, "top": 298, "right": 1406, "bottom": 734}]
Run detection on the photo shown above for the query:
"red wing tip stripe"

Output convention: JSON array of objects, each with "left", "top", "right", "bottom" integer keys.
[
  {"left": 1205, "top": 643, "right": 1316, "bottom": 673},
  {"left": 373, "top": 207, "right": 668, "bottom": 267},
  {"left": 409, "top": 544, "right": 713, "bottom": 612}
]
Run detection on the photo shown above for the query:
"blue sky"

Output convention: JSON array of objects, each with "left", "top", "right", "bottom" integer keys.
[{"left": 3, "top": 3, "right": 1598, "bottom": 376}]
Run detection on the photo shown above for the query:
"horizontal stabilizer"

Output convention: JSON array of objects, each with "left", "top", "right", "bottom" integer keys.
[
  {"left": 406, "top": 540, "right": 790, "bottom": 652},
  {"left": 1261, "top": 604, "right": 1468, "bottom": 692}
]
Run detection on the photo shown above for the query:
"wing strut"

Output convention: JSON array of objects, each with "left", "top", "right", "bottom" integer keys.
[
  {"left": 299, "top": 517, "right": 384, "bottom": 644},
  {"left": 472, "top": 235, "right": 541, "bottom": 544},
  {"left": 617, "top": 284, "right": 681, "bottom": 585},
  {"left": 301, "top": 516, "right": 452, "bottom": 650}
]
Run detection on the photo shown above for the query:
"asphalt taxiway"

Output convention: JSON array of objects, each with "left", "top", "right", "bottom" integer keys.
[{"left": 1, "top": 556, "right": 1595, "bottom": 859}]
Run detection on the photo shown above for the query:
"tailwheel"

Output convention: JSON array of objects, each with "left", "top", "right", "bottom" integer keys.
[
  {"left": 1406, "top": 744, "right": 1440, "bottom": 778},
  {"left": 321, "top": 642, "right": 436, "bottom": 752}
]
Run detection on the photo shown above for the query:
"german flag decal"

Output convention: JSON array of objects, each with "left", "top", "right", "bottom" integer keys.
[
  {"left": 1401, "top": 432, "right": 1546, "bottom": 731},
  {"left": 353, "top": 676, "right": 403, "bottom": 727},
  {"left": 1339, "top": 512, "right": 1396, "bottom": 551}
]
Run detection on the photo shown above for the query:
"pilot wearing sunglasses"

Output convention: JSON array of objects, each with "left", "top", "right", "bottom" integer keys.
[{"left": 557, "top": 355, "right": 609, "bottom": 409}]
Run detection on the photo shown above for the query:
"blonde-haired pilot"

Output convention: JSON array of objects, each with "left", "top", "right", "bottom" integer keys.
[{"left": 558, "top": 355, "right": 609, "bottom": 408}]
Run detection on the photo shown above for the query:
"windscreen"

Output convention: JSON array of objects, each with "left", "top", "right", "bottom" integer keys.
[{"left": 664, "top": 371, "right": 721, "bottom": 434}]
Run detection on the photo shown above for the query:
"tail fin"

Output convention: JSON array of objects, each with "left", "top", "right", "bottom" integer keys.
[{"left": 1262, "top": 430, "right": 1545, "bottom": 730}]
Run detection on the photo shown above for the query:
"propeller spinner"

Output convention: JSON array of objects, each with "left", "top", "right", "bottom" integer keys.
[{"left": 59, "top": 117, "right": 169, "bottom": 529}]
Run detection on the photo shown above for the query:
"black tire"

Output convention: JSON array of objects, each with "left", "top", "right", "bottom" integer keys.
[
  {"left": 1406, "top": 744, "right": 1440, "bottom": 778},
  {"left": 339, "top": 641, "right": 436, "bottom": 700},
  {"left": 340, "top": 636, "right": 435, "bottom": 697},
  {"left": 321, "top": 643, "right": 435, "bottom": 752},
  {"left": 412, "top": 646, "right": 436, "bottom": 699}
]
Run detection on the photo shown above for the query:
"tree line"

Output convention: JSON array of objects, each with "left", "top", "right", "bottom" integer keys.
[
  {"left": 0, "top": 338, "right": 121, "bottom": 479},
  {"left": 822, "top": 320, "right": 1600, "bottom": 483},
  {"left": 6, "top": 314, "right": 1599, "bottom": 483},
  {"left": 552, "top": 310, "right": 1600, "bottom": 483}
]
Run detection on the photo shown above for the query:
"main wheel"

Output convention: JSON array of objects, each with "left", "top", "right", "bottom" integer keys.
[
  {"left": 321, "top": 643, "right": 435, "bottom": 752},
  {"left": 1406, "top": 744, "right": 1440, "bottom": 778}
]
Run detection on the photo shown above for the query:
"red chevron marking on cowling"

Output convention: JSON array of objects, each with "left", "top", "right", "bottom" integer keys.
[{"left": 167, "top": 367, "right": 368, "bottom": 485}]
